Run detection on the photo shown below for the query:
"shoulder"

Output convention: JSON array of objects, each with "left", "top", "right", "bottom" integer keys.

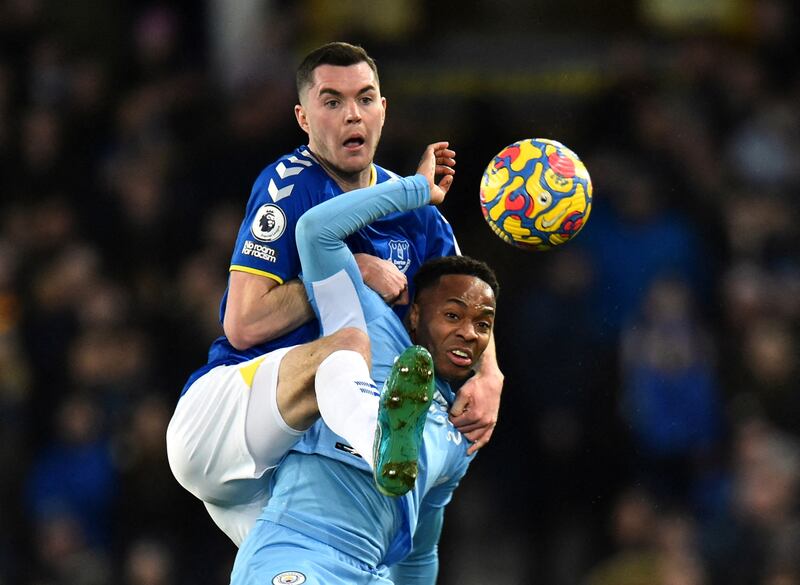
[
  {"left": 421, "top": 205, "right": 451, "bottom": 228},
  {"left": 243, "top": 148, "right": 339, "bottom": 232},
  {"left": 252, "top": 147, "right": 329, "bottom": 200},
  {"left": 239, "top": 150, "right": 335, "bottom": 245},
  {"left": 373, "top": 163, "right": 402, "bottom": 183}
]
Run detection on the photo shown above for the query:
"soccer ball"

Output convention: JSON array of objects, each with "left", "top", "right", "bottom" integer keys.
[{"left": 480, "top": 138, "right": 592, "bottom": 251}]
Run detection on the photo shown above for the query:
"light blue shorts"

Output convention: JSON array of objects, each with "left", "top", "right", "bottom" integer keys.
[{"left": 230, "top": 520, "right": 393, "bottom": 585}]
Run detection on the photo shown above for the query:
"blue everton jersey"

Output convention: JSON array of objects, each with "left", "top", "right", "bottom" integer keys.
[{"left": 181, "top": 147, "right": 458, "bottom": 395}]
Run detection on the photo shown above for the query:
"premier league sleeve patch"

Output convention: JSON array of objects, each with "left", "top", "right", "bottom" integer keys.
[{"left": 251, "top": 204, "right": 287, "bottom": 242}]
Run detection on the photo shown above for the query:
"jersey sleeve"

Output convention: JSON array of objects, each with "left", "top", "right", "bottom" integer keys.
[
  {"left": 388, "top": 502, "right": 444, "bottom": 584},
  {"left": 388, "top": 440, "right": 472, "bottom": 582},
  {"left": 229, "top": 158, "right": 318, "bottom": 284}
]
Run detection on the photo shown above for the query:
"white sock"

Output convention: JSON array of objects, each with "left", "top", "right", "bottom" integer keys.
[{"left": 315, "top": 350, "right": 378, "bottom": 469}]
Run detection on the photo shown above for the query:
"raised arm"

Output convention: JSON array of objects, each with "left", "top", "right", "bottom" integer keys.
[
  {"left": 388, "top": 503, "right": 446, "bottom": 584},
  {"left": 296, "top": 142, "right": 455, "bottom": 285}
]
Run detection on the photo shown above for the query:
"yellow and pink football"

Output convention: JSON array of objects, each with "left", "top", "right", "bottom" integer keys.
[{"left": 480, "top": 138, "right": 592, "bottom": 251}]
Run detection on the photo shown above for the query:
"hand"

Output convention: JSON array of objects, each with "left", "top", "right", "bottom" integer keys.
[
  {"left": 355, "top": 253, "right": 409, "bottom": 305},
  {"left": 416, "top": 141, "right": 456, "bottom": 205},
  {"left": 449, "top": 370, "right": 503, "bottom": 455}
]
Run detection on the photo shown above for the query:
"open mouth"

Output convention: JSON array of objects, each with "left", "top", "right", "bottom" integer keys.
[
  {"left": 343, "top": 136, "right": 365, "bottom": 149},
  {"left": 448, "top": 349, "right": 473, "bottom": 367}
]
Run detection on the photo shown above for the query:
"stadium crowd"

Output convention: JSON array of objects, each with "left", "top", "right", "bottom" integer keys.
[{"left": 1, "top": 1, "right": 799, "bottom": 584}]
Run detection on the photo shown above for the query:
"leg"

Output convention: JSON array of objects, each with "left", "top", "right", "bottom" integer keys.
[
  {"left": 267, "top": 327, "right": 370, "bottom": 432},
  {"left": 246, "top": 326, "right": 380, "bottom": 470},
  {"left": 167, "top": 330, "right": 370, "bottom": 546},
  {"left": 167, "top": 350, "right": 297, "bottom": 546}
]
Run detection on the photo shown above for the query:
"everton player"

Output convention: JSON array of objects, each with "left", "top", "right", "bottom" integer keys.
[
  {"left": 166, "top": 43, "right": 503, "bottom": 545},
  {"left": 231, "top": 142, "right": 499, "bottom": 584}
]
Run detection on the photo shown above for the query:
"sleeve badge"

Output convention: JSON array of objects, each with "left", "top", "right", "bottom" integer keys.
[{"left": 251, "top": 204, "right": 287, "bottom": 242}]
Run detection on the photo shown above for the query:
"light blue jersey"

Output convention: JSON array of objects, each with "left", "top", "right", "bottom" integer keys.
[{"left": 231, "top": 176, "right": 474, "bottom": 584}]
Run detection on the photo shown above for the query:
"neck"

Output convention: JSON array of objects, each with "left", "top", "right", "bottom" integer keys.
[{"left": 312, "top": 150, "right": 372, "bottom": 192}]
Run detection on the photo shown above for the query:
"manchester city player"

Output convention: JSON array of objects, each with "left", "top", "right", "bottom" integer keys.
[
  {"left": 166, "top": 42, "right": 503, "bottom": 547},
  {"left": 230, "top": 143, "right": 499, "bottom": 583}
]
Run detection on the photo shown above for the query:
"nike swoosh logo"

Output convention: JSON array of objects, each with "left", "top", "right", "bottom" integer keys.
[{"left": 542, "top": 209, "right": 567, "bottom": 229}]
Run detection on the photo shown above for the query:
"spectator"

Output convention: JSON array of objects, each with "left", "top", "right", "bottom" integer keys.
[
  {"left": 620, "top": 276, "right": 723, "bottom": 505},
  {"left": 26, "top": 394, "right": 116, "bottom": 548}
]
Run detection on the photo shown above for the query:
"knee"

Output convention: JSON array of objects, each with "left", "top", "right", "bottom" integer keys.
[
  {"left": 165, "top": 419, "right": 199, "bottom": 493},
  {"left": 165, "top": 412, "right": 216, "bottom": 501},
  {"left": 166, "top": 425, "right": 223, "bottom": 503},
  {"left": 331, "top": 327, "right": 370, "bottom": 363}
]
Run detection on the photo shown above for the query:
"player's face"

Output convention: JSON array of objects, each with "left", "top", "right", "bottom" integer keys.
[
  {"left": 409, "top": 275, "right": 496, "bottom": 383},
  {"left": 295, "top": 63, "right": 386, "bottom": 186}
]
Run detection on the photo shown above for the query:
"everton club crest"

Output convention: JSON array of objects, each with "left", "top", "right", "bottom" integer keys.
[{"left": 388, "top": 239, "right": 411, "bottom": 273}]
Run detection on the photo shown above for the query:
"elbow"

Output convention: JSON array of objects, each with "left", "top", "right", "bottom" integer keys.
[
  {"left": 295, "top": 209, "right": 326, "bottom": 254},
  {"left": 223, "top": 316, "right": 257, "bottom": 351}
]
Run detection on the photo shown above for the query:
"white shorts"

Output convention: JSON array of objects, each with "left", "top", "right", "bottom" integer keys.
[{"left": 166, "top": 347, "right": 303, "bottom": 546}]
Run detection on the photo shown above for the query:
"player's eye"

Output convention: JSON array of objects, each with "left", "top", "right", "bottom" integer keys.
[
  {"left": 476, "top": 321, "right": 492, "bottom": 332},
  {"left": 444, "top": 312, "right": 459, "bottom": 321},
  {"left": 324, "top": 99, "right": 339, "bottom": 108},
  {"left": 360, "top": 96, "right": 373, "bottom": 105}
]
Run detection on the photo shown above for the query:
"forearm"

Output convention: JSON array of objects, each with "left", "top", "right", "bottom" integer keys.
[
  {"left": 476, "top": 331, "right": 503, "bottom": 381},
  {"left": 450, "top": 329, "right": 503, "bottom": 450},
  {"left": 240, "top": 277, "right": 314, "bottom": 339},
  {"left": 390, "top": 506, "right": 444, "bottom": 585},
  {"left": 224, "top": 274, "right": 314, "bottom": 349},
  {"left": 389, "top": 555, "right": 438, "bottom": 585}
]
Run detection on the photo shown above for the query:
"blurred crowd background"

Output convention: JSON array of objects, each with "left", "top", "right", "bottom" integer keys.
[{"left": 2, "top": 0, "right": 800, "bottom": 583}]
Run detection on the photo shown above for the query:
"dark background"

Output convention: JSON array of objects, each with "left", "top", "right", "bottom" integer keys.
[{"left": 2, "top": 0, "right": 800, "bottom": 583}]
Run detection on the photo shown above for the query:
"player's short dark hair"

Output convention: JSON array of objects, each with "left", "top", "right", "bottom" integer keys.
[
  {"left": 296, "top": 42, "right": 379, "bottom": 99},
  {"left": 413, "top": 256, "right": 500, "bottom": 301}
]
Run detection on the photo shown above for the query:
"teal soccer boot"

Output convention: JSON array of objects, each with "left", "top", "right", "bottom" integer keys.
[{"left": 373, "top": 345, "right": 435, "bottom": 497}]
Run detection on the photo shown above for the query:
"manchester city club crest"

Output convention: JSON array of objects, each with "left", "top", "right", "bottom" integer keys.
[
  {"left": 272, "top": 571, "right": 306, "bottom": 584},
  {"left": 251, "top": 204, "right": 287, "bottom": 242},
  {"left": 388, "top": 239, "right": 411, "bottom": 273}
]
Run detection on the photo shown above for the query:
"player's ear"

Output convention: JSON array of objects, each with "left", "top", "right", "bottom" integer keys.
[
  {"left": 408, "top": 302, "right": 419, "bottom": 340},
  {"left": 295, "top": 104, "right": 309, "bottom": 134},
  {"left": 380, "top": 97, "right": 387, "bottom": 126}
]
